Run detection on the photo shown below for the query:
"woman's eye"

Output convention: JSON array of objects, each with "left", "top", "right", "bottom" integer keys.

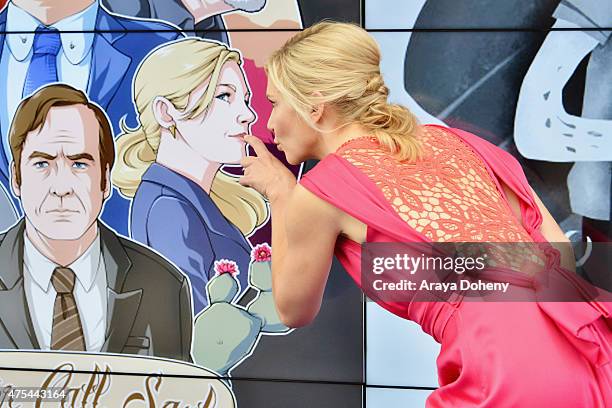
[
  {"left": 216, "top": 92, "right": 231, "bottom": 103},
  {"left": 72, "top": 162, "right": 88, "bottom": 170},
  {"left": 33, "top": 161, "right": 48, "bottom": 169}
]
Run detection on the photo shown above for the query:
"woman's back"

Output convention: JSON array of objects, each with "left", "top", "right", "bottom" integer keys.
[
  {"left": 336, "top": 124, "right": 534, "bottom": 243},
  {"left": 317, "top": 125, "right": 611, "bottom": 406}
]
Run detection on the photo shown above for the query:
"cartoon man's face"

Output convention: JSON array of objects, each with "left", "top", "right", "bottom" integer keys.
[{"left": 12, "top": 104, "right": 109, "bottom": 240}]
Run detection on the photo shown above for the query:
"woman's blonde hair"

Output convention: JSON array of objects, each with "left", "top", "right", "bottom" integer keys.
[
  {"left": 113, "top": 38, "right": 268, "bottom": 236},
  {"left": 266, "top": 21, "right": 421, "bottom": 161}
]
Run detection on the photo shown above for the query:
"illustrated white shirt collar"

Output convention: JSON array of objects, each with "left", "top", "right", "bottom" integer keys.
[
  {"left": 5, "top": 0, "right": 99, "bottom": 65},
  {"left": 23, "top": 228, "right": 104, "bottom": 294}
]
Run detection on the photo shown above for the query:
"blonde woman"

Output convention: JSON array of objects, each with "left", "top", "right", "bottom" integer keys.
[
  {"left": 113, "top": 38, "right": 268, "bottom": 314},
  {"left": 239, "top": 22, "right": 611, "bottom": 406}
]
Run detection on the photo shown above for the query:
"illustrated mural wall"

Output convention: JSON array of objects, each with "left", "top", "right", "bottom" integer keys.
[{"left": 0, "top": 0, "right": 607, "bottom": 407}]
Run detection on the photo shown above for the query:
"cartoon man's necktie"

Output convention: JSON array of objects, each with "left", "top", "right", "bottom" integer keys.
[
  {"left": 50, "top": 267, "right": 86, "bottom": 351},
  {"left": 22, "top": 26, "right": 62, "bottom": 98}
]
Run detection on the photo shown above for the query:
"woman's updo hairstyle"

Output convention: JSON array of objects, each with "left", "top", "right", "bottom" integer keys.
[{"left": 266, "top": 21, "right": 421, "bottom": 161}]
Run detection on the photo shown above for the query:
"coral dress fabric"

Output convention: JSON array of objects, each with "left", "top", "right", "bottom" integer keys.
[{"left": 299, "top": 125, "right": 612, "bottom": 407}]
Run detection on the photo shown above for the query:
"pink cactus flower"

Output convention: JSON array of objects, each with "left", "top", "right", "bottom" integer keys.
[
  {"left": 251, "top": 243, "right": 272, "bottom": 262},
  {"left": 214, "top": 259, "right": 240, "bottom": 276}
]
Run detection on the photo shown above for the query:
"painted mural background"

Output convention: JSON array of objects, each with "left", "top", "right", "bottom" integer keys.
[{"left": 0, "top": 0, "right": 608, "bottom": 407}]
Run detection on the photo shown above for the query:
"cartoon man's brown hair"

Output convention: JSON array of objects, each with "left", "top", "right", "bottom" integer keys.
[{"left": 8, "top": 84, "right": 115, "bottom": 190}]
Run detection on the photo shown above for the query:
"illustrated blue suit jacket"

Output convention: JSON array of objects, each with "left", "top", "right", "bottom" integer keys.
[
  {"left": 0, "top": 7, "right": 182, "bottom": 235},
  {"left": 130, "top": 163, "right": 252, "bottom": 315}
]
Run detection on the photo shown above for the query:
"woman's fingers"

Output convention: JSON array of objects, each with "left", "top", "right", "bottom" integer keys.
[
  {"left": 239, "top": 135, "right": 294, "bottom": 198},
  {"left": 244, "top": 134, "right": 271, "bottom": 157},
  {"left": 238, "top": 176, "right": 251, "bottom": 187},
  {"left": 240, "top": 156, "right": 257, "bottom": 167}
]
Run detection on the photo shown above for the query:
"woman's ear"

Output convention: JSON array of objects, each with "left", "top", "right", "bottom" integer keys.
[
  {"left": 152, "top": 96, "right": 178, "bottom": 130},
  {"left": 310, "top": 91, "right": 325, "bottom": 124},
  {"left": 310, "top": 104, "right": 325, "bottom": 123}
]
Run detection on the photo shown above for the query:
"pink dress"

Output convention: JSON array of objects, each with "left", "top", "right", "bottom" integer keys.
[{"left": 299, "top": 124, "right": 612, "bottom": 407}]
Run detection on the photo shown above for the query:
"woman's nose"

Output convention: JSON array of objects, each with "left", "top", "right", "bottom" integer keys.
[
  {"left": 239, "top": 104, "right": 256, "bottom": 125},
  {"left": 267, "top": 115, "right": 274, "bottom": 133}
]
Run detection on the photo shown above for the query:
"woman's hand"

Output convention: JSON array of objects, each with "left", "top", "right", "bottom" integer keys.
[{"left": 239, "top": 135, "right": 297, "bottom": 202}]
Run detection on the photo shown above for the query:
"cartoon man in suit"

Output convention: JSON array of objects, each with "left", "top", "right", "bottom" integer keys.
[
  {"left": 0, "top": 0, "right": 185, "bottom": 235},
  {"left": 102, "top": 0, "right": 267, "bottom": 45},
  {"left": 0, "top": 84, "right": 193, "bottom": 361}
]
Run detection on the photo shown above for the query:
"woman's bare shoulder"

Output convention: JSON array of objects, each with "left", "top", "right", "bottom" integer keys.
[
  {"left": 289, "top": 184, "right": 366, "bottom": 243},
  {"left": 288, "top": 184, "right": 343, "bottom": 221}
]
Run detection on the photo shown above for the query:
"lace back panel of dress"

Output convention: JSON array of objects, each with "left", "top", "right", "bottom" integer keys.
[{"left": 336, "top": 126, "right": 534, "bottom": 244}]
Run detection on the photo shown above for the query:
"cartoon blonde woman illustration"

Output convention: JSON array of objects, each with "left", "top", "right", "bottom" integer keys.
[{"left": 113, "top": 38, "right": 268, "bottom": 314}]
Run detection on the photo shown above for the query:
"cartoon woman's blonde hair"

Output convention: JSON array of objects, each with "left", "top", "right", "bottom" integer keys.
[
  {"left": 113, "top": 38, "right": 268, "bottom": 236},
  {"left": 266, "top": 21, "right": 421, "bottom": 161}
]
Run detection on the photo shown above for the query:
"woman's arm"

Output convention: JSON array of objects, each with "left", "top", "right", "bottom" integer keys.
[
  {"left": 529, "top": 187, "right": 576, "bottom": 273},
  {"left": 503, "top": 182, "right": 575, "bottom": 272},
  {"left": 269, "top": 184, "right": 341, "bottom": 328},
  {"left": 240, "top": 135, "right": 342, "bottom": 328}
]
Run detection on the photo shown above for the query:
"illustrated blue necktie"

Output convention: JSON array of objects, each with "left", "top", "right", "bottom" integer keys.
[{"left": 22, "top": 26, "right": 62, "bottom": 98}]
